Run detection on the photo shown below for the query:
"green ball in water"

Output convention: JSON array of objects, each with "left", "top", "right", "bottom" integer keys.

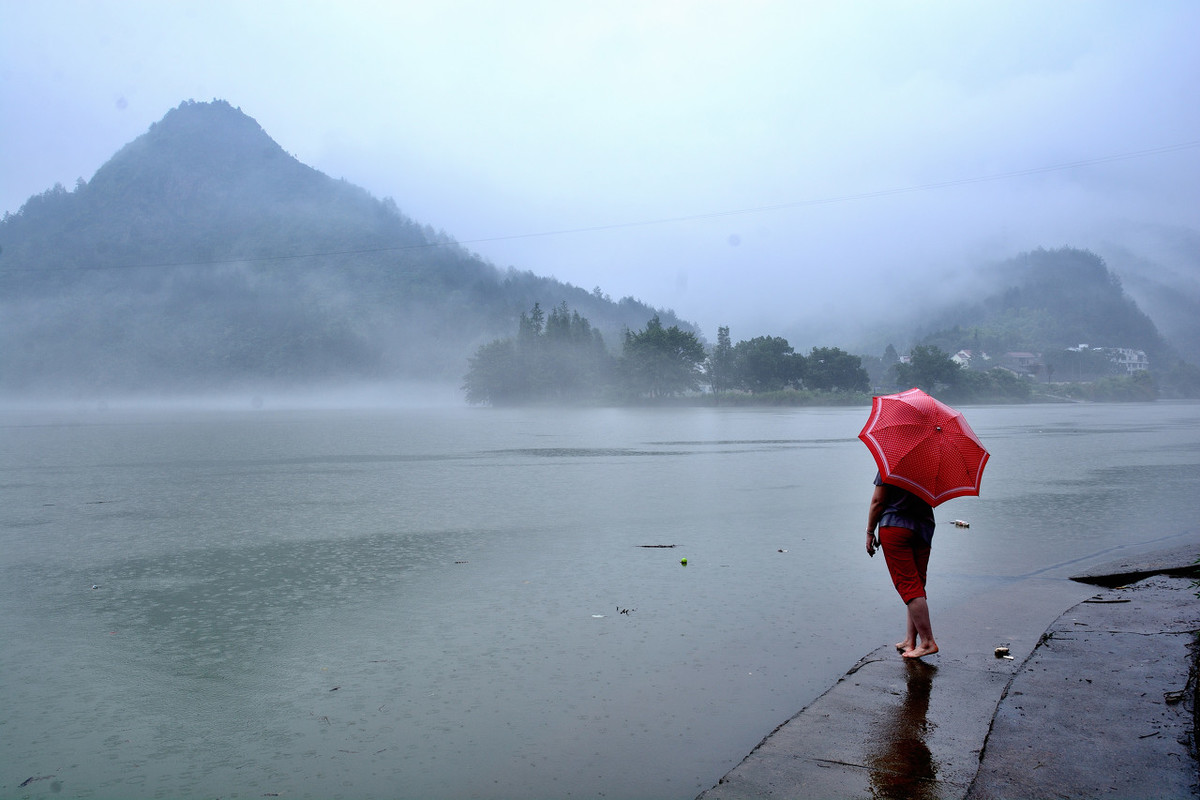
[{"left": 680, "top": 558, "right": 688, "bottom": 566}]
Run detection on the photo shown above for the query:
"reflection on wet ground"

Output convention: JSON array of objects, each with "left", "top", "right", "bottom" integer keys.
[{"left": 868, "top": 659, "right": 940, "bottom": 800}]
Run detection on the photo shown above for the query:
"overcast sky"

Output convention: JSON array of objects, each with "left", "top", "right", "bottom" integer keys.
[{"left": 3, "top": 0, "right": 1198, "bottom": 347}]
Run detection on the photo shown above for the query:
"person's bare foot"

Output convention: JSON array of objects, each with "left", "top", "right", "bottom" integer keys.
[
  {"left": 902, "top": 643, "right": 939, "bottom": 659},
  {"left": 895, "top": 640, "right": 914, "bottom": 653}
]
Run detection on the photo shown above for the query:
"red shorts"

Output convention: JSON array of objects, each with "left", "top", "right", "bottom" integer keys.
[{"left": 879, "top": 525, "right": 930, "bottom": 604}]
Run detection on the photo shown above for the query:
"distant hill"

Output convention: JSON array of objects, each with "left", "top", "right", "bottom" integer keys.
[
  {"left": 913, "top": 247, "right": 1172, "bottom": 362},
  {"left": 1107, "top": 231, "right": 1200, "bottom": 361},
  {"left": 0, "top": 99, "right": 694, "bottom": 398}
]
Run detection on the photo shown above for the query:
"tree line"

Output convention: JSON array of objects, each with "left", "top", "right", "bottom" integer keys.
[{"left": 462, "top": 303, "right": 871, "bottom": 405}]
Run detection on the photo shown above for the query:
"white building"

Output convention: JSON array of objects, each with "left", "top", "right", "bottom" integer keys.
[
  {"left": 1066, "top": 344, "right": 1149, "bottom": 375},
  {"left": 1110, "top": 348, "right": 1149, "bottom": 374},
  {"left": 951, "top": 349, "right": 989, "bottom": 369}
]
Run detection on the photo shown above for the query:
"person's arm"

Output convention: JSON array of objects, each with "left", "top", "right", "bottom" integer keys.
[{"left": 865, "top": 484, "right": 887, "bottom": 556}]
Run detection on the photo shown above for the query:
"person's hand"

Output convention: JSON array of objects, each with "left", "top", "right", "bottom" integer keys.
[{"left": 866, "top": 532, "right": 877, "bottom": 557}]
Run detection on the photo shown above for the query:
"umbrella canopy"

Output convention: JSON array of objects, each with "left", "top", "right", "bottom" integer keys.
[{"left": 858, "top": 387, "right": 990, "bottom": 507}]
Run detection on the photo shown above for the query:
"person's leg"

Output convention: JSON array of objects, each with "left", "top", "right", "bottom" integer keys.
[
  {"left": 913, "top": 541, "right": 930, "bottom": 589},
  {"left": 895, "top": 599, "right": 918, "bottom": 652},
  {"left": 902, "top": 596, "right": 938, "bottom": 658},
  {"left": 899, "top": 539, "right": 935, "bottom": 657},
  {"left": 901, "top": 613, "right": 917, "bottom": 652},
  {"left": 880, "top": 527, "right": 923, "bottom": 653}
]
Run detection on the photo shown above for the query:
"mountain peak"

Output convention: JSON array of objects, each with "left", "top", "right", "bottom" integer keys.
[
  {"left": 86, "top": 99, "right": 306, "bottom": 205},
  {"left": 150, "top": 99, "right": 276, "bottom": 152}
]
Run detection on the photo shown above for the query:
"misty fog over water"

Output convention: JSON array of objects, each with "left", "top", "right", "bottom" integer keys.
[{"left": 2, "top": 402, "right": 1197, "bottom": 799}]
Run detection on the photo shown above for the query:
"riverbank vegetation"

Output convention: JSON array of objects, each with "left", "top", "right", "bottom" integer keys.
[
  {"left": 465, "top": 304, "right": 1198, "bottom": 407},
  {"left": 464, "top": 304, "right": 872, "bottom": 405}
]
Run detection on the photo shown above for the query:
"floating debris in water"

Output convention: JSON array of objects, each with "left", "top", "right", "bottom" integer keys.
[{"left": 18, "top": 776, "right": 54, "bottom": 788}]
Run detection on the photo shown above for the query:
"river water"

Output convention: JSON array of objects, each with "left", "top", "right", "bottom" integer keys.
[{"left": 2, "top": 401, "right": 1197, "bottom": 799}]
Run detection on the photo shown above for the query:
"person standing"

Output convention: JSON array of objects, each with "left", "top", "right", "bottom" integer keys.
[{"left": 865, "top": 472, "right": 938, "bottom": 659}]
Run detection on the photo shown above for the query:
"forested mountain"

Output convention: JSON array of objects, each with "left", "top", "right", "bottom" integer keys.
[
  {"left": 0, "top": 100, "right": 692, "bottom": 397},
  {"left": 914, "top": 247, "right": 1171, "bottom": 361}
]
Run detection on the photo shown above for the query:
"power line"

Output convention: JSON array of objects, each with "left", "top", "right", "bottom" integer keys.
[
  {"left": 4, "top": 138, "right": 1198, "bottom": 274},
  {"left": 454, "top": 138, "right": 1200, "bottom": 242}
]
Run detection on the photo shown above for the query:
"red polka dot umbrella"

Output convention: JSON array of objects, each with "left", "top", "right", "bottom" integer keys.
[{"left": 858, "top": 387, "right": 990, "bottom": 507}]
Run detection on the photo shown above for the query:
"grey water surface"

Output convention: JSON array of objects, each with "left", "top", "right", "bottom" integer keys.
[{"left": 2, "top": 402, "right": 1197, "bottom": 799}]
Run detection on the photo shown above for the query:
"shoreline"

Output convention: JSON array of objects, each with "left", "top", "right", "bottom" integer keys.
[{"left": 697, "top": 542, "right": 1200, "bottom": 799}]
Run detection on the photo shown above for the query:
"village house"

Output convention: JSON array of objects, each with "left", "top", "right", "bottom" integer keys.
[
  {"left": 1110, "top": 347, "right": 1150, "bottom": 374},
  {"left": 951, "top": 349, "right": 990, "bottom": 369},
  {"left": 1067, "top": 344, "right": 1150, "bottom": 375},
  {"left": 1001, "top": 351, "right": 1043, "bottom": 378}
]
